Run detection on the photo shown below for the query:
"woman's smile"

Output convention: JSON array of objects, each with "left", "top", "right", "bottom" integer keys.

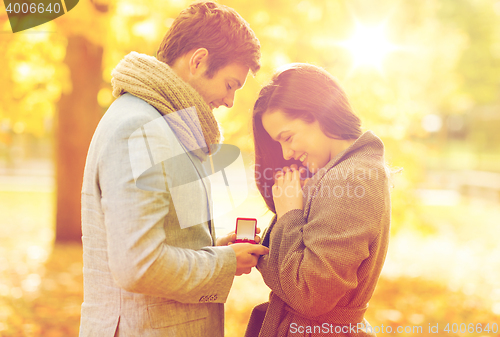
[{"left": 299, "top": 153, "right": 308, "bottom": 163}]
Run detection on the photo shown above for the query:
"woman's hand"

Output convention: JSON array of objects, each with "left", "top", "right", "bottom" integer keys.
[{"left": 273, "top": 165, "right": 308, "bottom": 220}]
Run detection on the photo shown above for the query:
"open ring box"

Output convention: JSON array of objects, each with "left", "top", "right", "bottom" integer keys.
[{"left": 234, "top": 217, "right": 257, "bottom": 244}]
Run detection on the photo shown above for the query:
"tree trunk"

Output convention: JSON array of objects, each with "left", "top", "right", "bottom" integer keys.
[{"left": 55, "top": 35, "right": 103, "bottom": 242}]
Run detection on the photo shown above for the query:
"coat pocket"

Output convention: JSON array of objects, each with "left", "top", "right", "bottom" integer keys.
[{"left": 147, "top": 301, "right": 208, "bottom": 329}]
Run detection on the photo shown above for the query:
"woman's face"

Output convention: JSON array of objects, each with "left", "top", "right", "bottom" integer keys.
[{"left": 261, "top": 109, "right": 334, "bottom": 173}]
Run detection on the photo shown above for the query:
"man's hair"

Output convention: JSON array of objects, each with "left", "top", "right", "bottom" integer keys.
[{"left": 157, "top": 1, "right": 261, "bottom": 78}]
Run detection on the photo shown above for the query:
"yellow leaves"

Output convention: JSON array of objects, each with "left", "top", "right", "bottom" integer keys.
[
  {"left": 116, "top": 2, "right": 150, "bottom": 18},
  {"left": 12, "top": 63, "right": 32, "bottom": 83},
  {"left": 55, "top": 0, "right": 108, "bottom": 46},
  {"left": 295, "top": 1, "right": 322, "bottom": 22},
  {"left": 21, "top": 274, "right": 42, "bottom": 293},
  {"left": 11, "top": 57, "right": 56, "bottom": 87},
  {"left": 132, "top": 19, "right": 160, "bottom": 42},
  {"left": 252, "top": 11, "right": 270, "bottom": 26},
  {"left": 5, "top": 92, "right": 55, "bottom": 137},
  {"left": 0, "top": 191, "right": 82, "bottom": 336},
  {"left": 263, "top": 25, "right": 289, "bottom": 40},
  {"left": 97, "top": 87, "right": 113, "bottom": 108},
  {"left": 12, "top": 122, "right": 25, "bottom": 134},
  {"left": 2, "top": 27, "right": 67, "bottom": 137}
]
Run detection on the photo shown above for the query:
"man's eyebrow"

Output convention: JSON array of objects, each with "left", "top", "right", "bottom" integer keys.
[{"left": 230, "top": 77, "right": 242, "bottom": 89}]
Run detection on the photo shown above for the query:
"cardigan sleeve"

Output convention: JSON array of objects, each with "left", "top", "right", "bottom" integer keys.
[{"left": 257, "top": 169, "right": 386, "bottom": 318}]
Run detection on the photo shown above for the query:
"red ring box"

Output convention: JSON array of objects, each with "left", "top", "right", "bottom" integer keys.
[{"left": 234, "top": 217, "right": 257, "bottom": 244}]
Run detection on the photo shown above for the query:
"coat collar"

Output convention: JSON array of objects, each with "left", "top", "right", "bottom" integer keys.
[{"left": 304, "top": 130, "right": 385, "bottom": 188}]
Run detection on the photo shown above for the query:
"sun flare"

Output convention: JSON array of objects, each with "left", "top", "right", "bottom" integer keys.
[{"left": 340, "top": 22, "right": 397, "bottom": 71}]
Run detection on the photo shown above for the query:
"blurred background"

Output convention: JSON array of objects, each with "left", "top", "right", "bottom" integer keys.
[{"left": 1, "top": 0, "right": 500, "bottom": 336}]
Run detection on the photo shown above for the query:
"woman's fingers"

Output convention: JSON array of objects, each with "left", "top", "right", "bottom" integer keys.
[
  {"left": 292, "top": 166, "right": 300, "bottom": 182},
  {"left": 274, "top": 170, "right": 283, "bottom": 183},
  {"left": 275, "top": 167, "right": 303, "bottom": 189},
  {"left": 284, "top": 167, "right": 300, "bottom": 184},
  {"left": 272, "top": 166, "right": 305, "bottom": 219},
  {"left": 272, "top": 183, "right": 281, "bottom": 198}
]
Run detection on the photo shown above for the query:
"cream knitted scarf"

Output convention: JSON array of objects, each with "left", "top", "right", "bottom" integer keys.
[{"left": 111, "top": 52, "right": 221, "bottom": 161}]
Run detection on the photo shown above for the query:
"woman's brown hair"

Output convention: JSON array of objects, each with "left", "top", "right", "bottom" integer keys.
[
  {"left": 253, "top": 63, "right": 362, "bottom": 213},
  {"left": 157, "top": 1, "right": 261, "bottom": 78}
]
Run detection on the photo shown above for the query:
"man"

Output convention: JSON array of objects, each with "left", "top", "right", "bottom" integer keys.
[{"left": 79, "top": 2, "right": 268, "bottom": 336}]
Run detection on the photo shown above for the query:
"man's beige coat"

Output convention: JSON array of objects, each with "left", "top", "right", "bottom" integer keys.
[{"left": 79, "top": 94, "right": 236, "bottom": 337}]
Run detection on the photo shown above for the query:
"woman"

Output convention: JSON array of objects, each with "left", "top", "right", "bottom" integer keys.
[{"left": 246, "top": 63, "right": 391, "bottom": 337}]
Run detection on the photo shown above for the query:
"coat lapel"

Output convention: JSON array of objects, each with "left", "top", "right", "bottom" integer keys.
[{"left": 178, "top": 142, "right": 216, "bottom": 244}]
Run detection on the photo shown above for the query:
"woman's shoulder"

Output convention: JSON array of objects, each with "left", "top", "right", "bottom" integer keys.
[
  {"left": 304, "top": 141, "right": 389, "bottom": 211},
  {"left": 311, "top": 131, "right": 386, "bottom": 183},
  {"left": 321, "top": 150, "right": 387, "bottom": 187}
]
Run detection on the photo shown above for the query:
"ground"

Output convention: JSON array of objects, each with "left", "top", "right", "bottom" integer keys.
[{"left": 0, "top": 187, "right": 499, "bottom": 336}]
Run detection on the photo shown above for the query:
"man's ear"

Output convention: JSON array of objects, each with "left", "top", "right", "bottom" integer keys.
[{"left": 189, "top": 48, "right": 209, "bottom": 75}]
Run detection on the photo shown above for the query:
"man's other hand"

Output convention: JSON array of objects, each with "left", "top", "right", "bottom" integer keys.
[{"left": 230, "top": 243, "right": 269, "bottom": 276}]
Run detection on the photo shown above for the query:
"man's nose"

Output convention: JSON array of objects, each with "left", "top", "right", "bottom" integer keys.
[{"left": 222, "top": 91, "right": 235, "bottom": 108}]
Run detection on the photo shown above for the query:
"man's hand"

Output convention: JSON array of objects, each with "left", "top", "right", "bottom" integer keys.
[
  {"left": 230, "top": 243, "right": 269, "bottom": 276},
  {"left": 216, "top": 227, "right": 262, "bottom": 246}
]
